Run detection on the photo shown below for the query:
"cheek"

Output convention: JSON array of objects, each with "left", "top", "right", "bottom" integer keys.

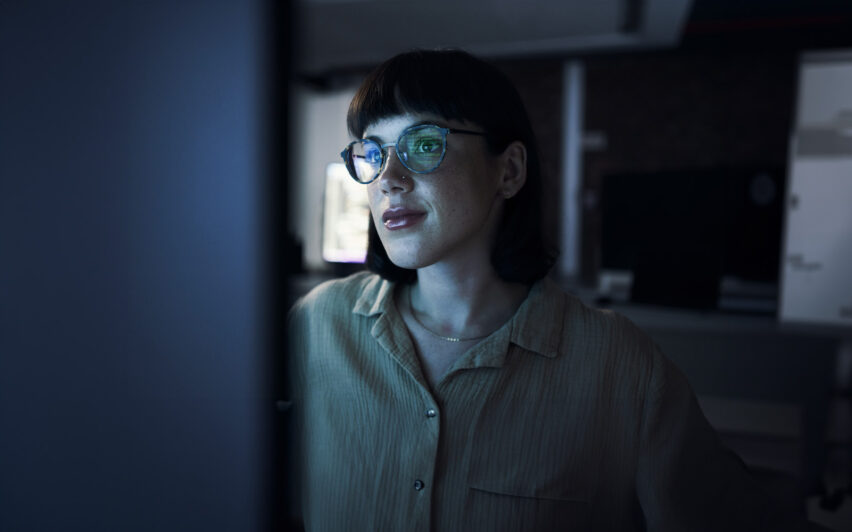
[
  {"left": 366, "top": 185, "right": 383, "bottom": 219},
  {"left": 438, "top": 169, "right": 498, "bottom": 219}
]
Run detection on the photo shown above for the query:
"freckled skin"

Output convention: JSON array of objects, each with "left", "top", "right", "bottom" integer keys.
[{"left": 365, "top": 113, "right": 505, "bottom": 271}]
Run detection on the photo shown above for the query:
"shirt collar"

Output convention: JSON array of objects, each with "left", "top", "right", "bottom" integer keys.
[
  {"left": 352, "top": 274, "right": 395, "bottom": 317},
  {"left": 507, "top": 276, "right": 565, "bottom": 358},
  {"left": 352, "top": 273, "right": 565, "bottom": 360}
]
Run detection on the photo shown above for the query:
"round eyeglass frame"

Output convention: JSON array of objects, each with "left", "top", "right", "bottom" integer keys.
[{"left": 340, "top": 123, "right": 486, "bottom": 184}]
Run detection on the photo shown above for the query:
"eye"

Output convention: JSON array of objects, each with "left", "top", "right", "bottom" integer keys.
[
  {"left": 412, "top": 137, "right": 441, "bottom": 153},
  {"left": 398, "top": 126, "right": 445, "bottom": 170},
  {"left": 363, "top": 143, "right": 382, "bottom": 165},
  {"left": 411, "top": 136, "right": 441, "bottom": 154}
]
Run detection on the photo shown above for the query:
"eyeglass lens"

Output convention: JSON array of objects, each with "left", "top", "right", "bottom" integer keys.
[
  {"left": 345, "top": 125, "right": 447, "bottom": 183},
  {"left": 347, "top": 141, "right": 384, "bottom": 184}
]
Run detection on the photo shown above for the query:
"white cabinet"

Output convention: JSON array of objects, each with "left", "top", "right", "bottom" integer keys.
[{"left": 780, "top": 52, "right": 852, "bottom": 326}]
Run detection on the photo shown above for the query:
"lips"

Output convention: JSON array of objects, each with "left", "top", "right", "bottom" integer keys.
[{"left": 381, "top": 207, "right": 426, "bottom": 231}]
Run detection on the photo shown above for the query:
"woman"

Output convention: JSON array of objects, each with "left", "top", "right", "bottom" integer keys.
[{"left": 288, "top": 50, "right": 821, "bottom": 531}]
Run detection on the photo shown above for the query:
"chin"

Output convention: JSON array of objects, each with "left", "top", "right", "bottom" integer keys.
[
  {"left": 384, "top": 245, "right": 433, "bottom": 271},
  {"left": 385, "top": 252, "right": 425, "bottom": 271}
]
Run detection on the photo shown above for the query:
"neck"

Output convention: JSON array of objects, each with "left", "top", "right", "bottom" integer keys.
[{"left": 409, "top": 264, "right": 529, "bottom": 340}]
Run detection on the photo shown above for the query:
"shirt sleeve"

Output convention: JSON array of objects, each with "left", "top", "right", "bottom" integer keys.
[{"left": 635, "top": 348, "right": 828, "bottom": 532}]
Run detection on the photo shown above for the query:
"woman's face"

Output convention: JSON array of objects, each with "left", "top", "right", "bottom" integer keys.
[{"left": 364, "top": 113, "right": 505, "bottom": 271}]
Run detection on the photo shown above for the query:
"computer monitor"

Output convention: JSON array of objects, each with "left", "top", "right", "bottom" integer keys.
[{"left": 600, "top": 167, "right": 784, "bottom": 312}]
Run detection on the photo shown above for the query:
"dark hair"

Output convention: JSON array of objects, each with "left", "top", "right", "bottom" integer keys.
[{"left": 348, "top": 49, "right": 557, "bottom": 285}]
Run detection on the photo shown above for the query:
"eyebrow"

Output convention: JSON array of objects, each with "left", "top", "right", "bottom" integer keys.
[
  {"left": 409, "top": 120, "right": 439, "bottom": 128},
  {"left": 363, "top": 120, "right": 446, "bottom": 143}
]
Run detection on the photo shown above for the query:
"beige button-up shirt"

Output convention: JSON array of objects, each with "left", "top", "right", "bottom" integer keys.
[{"left": 287, "top": 272, "right": 810, "bottom": 531}]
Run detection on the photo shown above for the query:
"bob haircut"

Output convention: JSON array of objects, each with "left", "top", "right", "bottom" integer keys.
[{"left": 347, "top": 49, "right": 558, "bottom": 285}]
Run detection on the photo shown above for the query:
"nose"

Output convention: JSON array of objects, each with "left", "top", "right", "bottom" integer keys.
[{"left": 377, "top": 147, "right": 412, "bottom": 195}]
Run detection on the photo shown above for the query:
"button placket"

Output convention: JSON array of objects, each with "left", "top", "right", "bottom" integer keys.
[{"left": 410, "top": 397, "right": 438, "bottom": 527}]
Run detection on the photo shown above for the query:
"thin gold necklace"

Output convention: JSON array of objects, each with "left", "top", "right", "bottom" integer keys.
[{"left": 407, "top": 286, "right": 489, "bottom": 343}]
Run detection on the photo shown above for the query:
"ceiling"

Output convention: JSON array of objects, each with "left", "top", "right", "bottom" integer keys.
[
  {"left": 293, "top": 0, "right": 852, "bottom": 76},
  {"left": 295, "top": 0, "right": 693, "bottom": 75}
]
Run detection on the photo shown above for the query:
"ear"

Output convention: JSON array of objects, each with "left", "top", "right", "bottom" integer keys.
[{"left": 497, "top": 141, "right": 527, "bottom": 199}]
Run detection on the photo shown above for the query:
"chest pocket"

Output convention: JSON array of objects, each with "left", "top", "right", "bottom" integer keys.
[
  {"left": 461, "top": 382, "right": 598, "bottom": 531},
  {"left": 466, "top": 476, "right": 591, "bottom": 532},
  {"left": 465, "top": 435, "right": 595, "bottom": 532}
]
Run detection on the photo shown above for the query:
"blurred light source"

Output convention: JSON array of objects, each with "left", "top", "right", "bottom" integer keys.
[{"left": 321, "top": 162, "right": 370, "bottom": 263}]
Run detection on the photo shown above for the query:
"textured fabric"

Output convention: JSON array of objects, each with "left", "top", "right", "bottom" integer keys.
[{"left": 287, "top": 271, "right": 814, "bottom": 532}]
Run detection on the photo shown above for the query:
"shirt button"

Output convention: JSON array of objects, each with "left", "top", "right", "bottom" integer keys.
[
  {"left": 425, "top": 408, "right": 437, "bottom": 418},
  {"left": 414, "top": 479, "right": 425, "bottom": 491}
]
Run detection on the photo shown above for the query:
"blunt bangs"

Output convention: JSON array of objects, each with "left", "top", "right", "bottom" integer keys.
[
  {"left": 351, "top": 49, "right": 557, "bottom": 285},
  {"left": 347, "top": 50, "right": 528, "bottom": 155}
]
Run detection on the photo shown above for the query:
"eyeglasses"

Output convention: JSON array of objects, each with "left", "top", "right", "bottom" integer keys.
[{"left": 340, "top": 123, "right": 486, "bottom": 184}]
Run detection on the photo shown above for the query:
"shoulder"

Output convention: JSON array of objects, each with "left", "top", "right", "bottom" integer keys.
[
  {"left": 287, "top": 271, "right": 387, "bottom": 377},
  {"left": 520, "top": 277, "right": 658, "bottom": 370},
  {"left": 289, "top": 271, "right": 382, "bottom": 321},
  {"left": 556, "top": 287, "right": 661, "bottom": 382},
  {"left": 546, "top": 279, "right": 656, "bottom": 355}
]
